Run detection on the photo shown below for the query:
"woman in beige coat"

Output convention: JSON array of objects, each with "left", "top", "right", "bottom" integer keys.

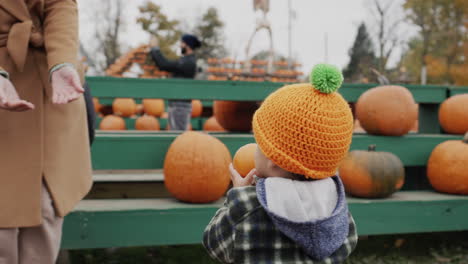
[{"left": 0, "top": 0, "right": 92, "bottom": 263}]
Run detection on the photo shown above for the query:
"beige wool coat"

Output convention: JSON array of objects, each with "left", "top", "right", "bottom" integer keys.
[{"left": 0, "top": 0, "right": 92, "bottom": 228}]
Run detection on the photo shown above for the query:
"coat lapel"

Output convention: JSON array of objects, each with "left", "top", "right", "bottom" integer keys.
[{"left": 0, "top": 0, "right": 31, "bottom": 21}]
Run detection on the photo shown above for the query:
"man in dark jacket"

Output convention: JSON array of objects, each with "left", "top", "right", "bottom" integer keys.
[{"left": 149, "top": 34, "right": 201, "bottom": 130}]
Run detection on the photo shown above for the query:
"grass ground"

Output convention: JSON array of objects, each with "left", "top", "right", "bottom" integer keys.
[{"left": 68, "top": 231, "right": 468, "bottom": 264}]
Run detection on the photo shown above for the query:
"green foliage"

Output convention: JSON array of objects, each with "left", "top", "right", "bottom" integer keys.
[
  {"left": 137, "top": 2, "right": 182, "bottom": 59},
  {"left": 401, "top": 0, "right": 468, "bottom": 84},
  {"left": 194, "top": 7, "right": 227, "bottom": 61},
  {"left": 343, "top": 23, "right": 377, "bottom": 82}
]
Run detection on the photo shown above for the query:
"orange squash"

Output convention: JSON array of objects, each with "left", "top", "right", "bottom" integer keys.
[
  {"left": 135, "top": 115, "right": 160, "bottom": 131},
  {"left": 438, "top": 94, "right": 468, "bottom": 134},
  {"left": 356, "top": 85, "right": 417, "bottom": 136},
  {"left": 143, "top": 99, "right": 165, "bottom": 117},
  {"left": 113, "top": 98, "right": 137, "bottom": 117},
  {"left": 164, "top": 131, "right": 232, "bottom": 203},
  {"left": 99, "top": 115, "right": 126, "bottom": 130},
  {"left": 427, "top": 133, "right": 468, "bottom": 194},
  {"left": 161, "top": 112, "right": 169, "bottom": 119},
  {"left": 213, "top": 101, "right": 258, "bottom": 132},
  {"left": 203, "top": 116, "right": 225, "bottom": 132},
  {"left": 339, "top": 145, "right": 405, "bottom": 198},
  {"left": 233, "top": 143, "right": 257, "bottom": 177},
  {"left": 93, "top": 97, "right": 102, "bottom": 113},
  {"left": 191, "top": 100, "right": 203, "bottom": 117}
]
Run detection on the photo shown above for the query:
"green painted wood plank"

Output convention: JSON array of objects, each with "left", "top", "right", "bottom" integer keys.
[
  {"left": 86, "top": 77, "right": 448, "bottom": 103},
  {"left": 95, "top": 117, "right": 204, "bottom": 130},
  {"left": 418, "top": 104, "right": 441, "bottom": 133},
  {"left": 449, "top": 87, "right": 468, "bottom": 97},
  {"left": 61, "top": 191, "right": 468, "bottom": 249},
  {"left": 91, "top": 133, "right": 462, "bottom": 170}
]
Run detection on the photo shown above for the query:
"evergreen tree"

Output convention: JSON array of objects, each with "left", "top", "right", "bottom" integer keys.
[
  {"left": 194, "top": 7, "right": 227, "bottom": 60},
  {"left": 343, "top": 23, "right": 376, "bottom": 82}
]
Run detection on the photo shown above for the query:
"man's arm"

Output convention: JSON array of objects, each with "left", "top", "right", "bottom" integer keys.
[{"left": 150, "top": 48, "right": 183, "bottom": 73}]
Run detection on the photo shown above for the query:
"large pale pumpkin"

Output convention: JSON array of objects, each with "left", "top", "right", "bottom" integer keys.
[
  {"left": 233, "top": 143, "right": 257, "bottom": 177},
  {"left": 113, "top": 98, "right": 137, "bottom": 117},
  {"left": 203, "top": 116, "right": 225, "bottom": 132},
  {"left": 427, "top": 133, "right": 468, "bottom": 195},
  {"left": 143, "top": 99, "right": 165, "bottom": 117},
  {"left": 99, "top": 115, "right": 126, "bottom": 130},
  {"left": 438, "top": 94, "right": 468, "bottom": 134},
  {"left": 356, "top": 85, "right": 417, "bottom": 136},
  {"left": 214, "top": 101, "right": 258, "bottom": 132},
  {"left": 191, "top": 100, "right": 203, "bottom": 117},
  {"left": 339, "top": 145, "right": 405, "bottom": 198},
  {"left": 164, "top": 132, "right": 232, "bottom": 203},
  {"left": 135, "top": 115, "right": 160, "bottom": 131}
]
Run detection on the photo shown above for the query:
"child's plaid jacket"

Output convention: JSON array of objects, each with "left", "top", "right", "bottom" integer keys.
[{"left": 203, "top": 179, "right": 358, "bottom": 264}]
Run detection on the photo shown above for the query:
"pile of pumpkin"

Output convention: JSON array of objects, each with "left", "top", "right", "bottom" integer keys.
[
  {"left": 163, "top": 86, "right": 468, "bottom": 204},
  {"left": 341, "top": 86, "right": 468, "bottom": 198},
  {"left": 94, "top": 98, "right": 262, "bottom": 132}
]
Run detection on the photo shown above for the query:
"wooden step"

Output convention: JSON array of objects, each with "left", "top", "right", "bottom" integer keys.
[{"left": 62, "top": 191, "right": 468, "bottom": 249}]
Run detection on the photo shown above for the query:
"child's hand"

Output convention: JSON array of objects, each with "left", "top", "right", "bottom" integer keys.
[{"left": 229, "top": 163, "right": 256, "bottom": 188}]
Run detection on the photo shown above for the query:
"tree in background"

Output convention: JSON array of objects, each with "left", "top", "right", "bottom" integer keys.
[
  {"left": 81, "top": 0, "right": 126, "bottom": 74},
  {"left": 368, "top": 0, "right": 404, "bottom": 75},
  {"left": 137, "top": 2, "right": 182, "bottom": 60},
  {"left": 343, "top": 23, "right": 377, "bottom": 82},
  {"left": 194, "top": 7, "right": 227, "bottom": 61},
  {"left": 402, "top": 0, "right": 468, "bottom": 85}
]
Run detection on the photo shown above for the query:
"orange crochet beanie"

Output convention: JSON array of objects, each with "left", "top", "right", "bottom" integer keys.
[{"left": 252, "top": 64, "right": 354, "bottom": 179}]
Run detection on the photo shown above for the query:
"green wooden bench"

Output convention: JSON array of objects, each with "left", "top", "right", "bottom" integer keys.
[{"left": 61, "top": 77, "right": 468, "bottom": 249}]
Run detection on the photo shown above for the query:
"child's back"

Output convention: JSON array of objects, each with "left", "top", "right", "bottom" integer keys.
[{"left": 203, "top": 64, "right": 358, "bottom": 263}]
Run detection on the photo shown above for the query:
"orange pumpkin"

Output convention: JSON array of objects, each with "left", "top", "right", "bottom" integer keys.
[
  {"left": 427, "top": 133, "right": 468, "bottom": 194},
  {"left": 191, "top": 100, "right": 203, "bottom": 117},
  {"left": 339, "top": 145, "right": 405, "bottom": 198},
  {"left": 113, "top": 98, "right": 137, "bottom": 117},
  {"left": 356, "top": 85, "right": 417, "bottom": 136},
  {"left": 160, "top": 112, "right": 168, "bottom": 119},
  {"left": 203, "top": 116, "right": 225, "bottom": 132},
  {"left": 143, "top": 99, "right": 165, "bottom": 117},
  {"left": 438, "top": 94, "right": 468, "bottom": 134},
  {"left": 93, "top": 97, "right": 102, "bottom": 113},
  {"left": 233, "top": 143, "right": 257, "bottom": 177},
  {"left": 164, "top": 131, "right": 232, "bottom": 203},
  {"left": 213, "top": 101, "right": 258, "bottom": 132},
  {"left": 135, "top": 115, "right": 160, "bottom": 131},
  {"left": 99, "top": 115, "right": 126, "bottom": 130}
]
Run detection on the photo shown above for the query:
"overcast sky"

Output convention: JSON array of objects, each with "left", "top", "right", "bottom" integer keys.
[{"left": 78, "top": 0, "right": 410, "bottom": 74}]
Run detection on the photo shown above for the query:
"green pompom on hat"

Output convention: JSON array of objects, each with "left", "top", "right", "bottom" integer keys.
[{"left": 310, "top": 64, "right": 344, "bottom": 94}]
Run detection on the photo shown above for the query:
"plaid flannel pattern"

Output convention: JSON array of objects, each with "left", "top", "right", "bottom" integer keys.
[{"left": 203, "top": 186, "right": 358, "bottom": 264}]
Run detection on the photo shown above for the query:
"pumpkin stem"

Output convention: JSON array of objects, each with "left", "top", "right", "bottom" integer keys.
[
  {"left": 463, "top": 133, "right": 468, "bottom": 144},
  {"left": 368, "top": 145, "right": 377, "bottom": 151}
]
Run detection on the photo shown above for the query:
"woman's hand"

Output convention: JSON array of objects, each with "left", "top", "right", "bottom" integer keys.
[
  {"left": 0, "top": 75, "right": 35, "bottom": 111},
  {"left": 229, "top": 163, "right": 257, "bottom": 188},
  {"left": 51, "top": 66, "right": 84, "bottom": 104}
]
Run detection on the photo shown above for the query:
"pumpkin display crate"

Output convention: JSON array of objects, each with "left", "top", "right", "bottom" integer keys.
[{"left": 61, "top": 78, "right": 468, "bottom": 250}]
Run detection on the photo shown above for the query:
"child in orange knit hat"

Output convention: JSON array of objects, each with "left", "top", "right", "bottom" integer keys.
[{"left": 203, "top": 64, "right": 358, "bottom": 263}]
